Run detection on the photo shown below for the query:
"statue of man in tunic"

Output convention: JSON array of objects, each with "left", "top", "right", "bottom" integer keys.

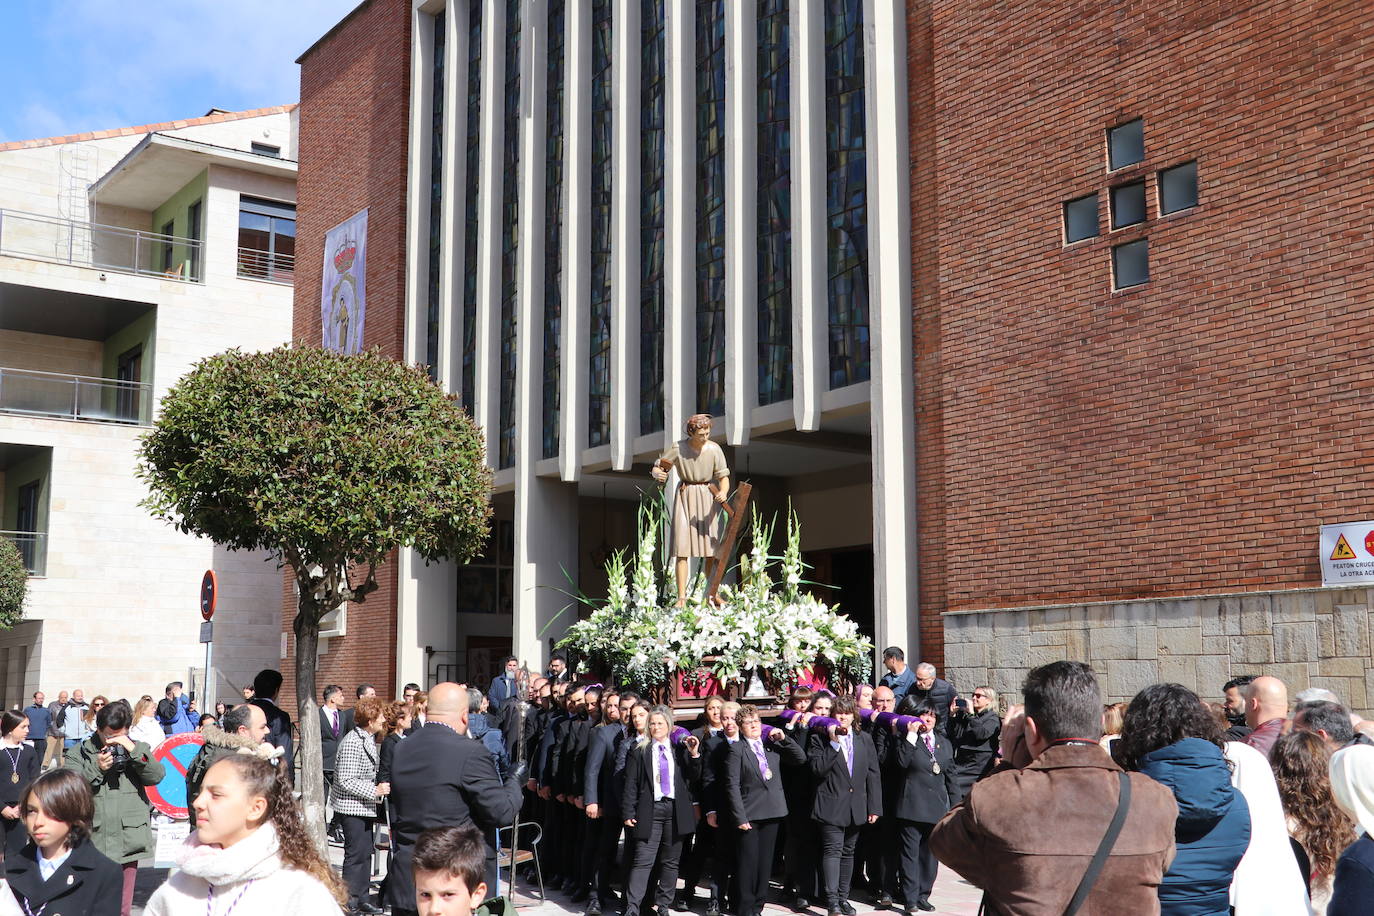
[{"left": 651, "top": 414, "right": 731, "bottom": 607}]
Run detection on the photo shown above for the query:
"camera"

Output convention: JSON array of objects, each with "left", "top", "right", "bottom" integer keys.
[
  {"left": 95, "top": 734, "right": 130, "bottom": 775},
  {"left": 954, "top": 698, "right": 969, "bottom": 713}
]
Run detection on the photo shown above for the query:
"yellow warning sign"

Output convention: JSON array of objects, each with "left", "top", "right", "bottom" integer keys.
[{"left": 1331, "top": 534, "right": 1357, "bottom": 560}]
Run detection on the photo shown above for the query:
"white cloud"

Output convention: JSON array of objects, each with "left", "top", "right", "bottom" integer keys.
[{"left": 12, "top": 0, "right": 357, "bottom": 139}]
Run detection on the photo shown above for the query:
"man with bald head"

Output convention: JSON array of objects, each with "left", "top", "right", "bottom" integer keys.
[
  {"left": 385, "top": 683, "right": 525, "bottom": 916},
  {"left": 1242, "top": 675, "right": 1289, "bottom": 760}
]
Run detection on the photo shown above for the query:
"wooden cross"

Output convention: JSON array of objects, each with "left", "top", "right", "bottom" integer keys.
[{"left": 707, "top": 482, "right": 754, "bottom": 602}]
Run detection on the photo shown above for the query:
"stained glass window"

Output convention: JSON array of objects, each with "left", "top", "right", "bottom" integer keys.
[
  {"left": 639, "top": 0, "right": 666, "bottom": 435},
  {"left": 426, "top": 12, "right": 445, "bottom": 382},
  {"left": 588, "top": 0, "right": 613, "bottom": 447},
  {"left": 460, "top": 1, "right": 482, "bottom": 412},
  {"left": 542, "top": 0, "right": 566, "bottom": 460},
  {"left": 757, "top": 0, "right": 791, "bottom": 405},
  {"left": 695, "top": 0, "right": 726, "bottom": 417},
  {"left": 498, "top": 0, "right": 521, "bottom": 469},
  {"left": 825, "top": 0, "right": 869, "bottom": 388}
]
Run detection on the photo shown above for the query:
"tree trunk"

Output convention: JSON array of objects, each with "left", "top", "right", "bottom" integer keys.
[{"left": 294, "top": 607, "right": 328, "bottom": 855}]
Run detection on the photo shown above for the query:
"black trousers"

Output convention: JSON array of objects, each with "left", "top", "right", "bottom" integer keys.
[
  {"left": 625, "top": 800, "right": 685, "bottom": 916},
  {"left": 679, "top": 820, "right": 718, "bottom": 899},
  {"left": 338, "top": 812, "right": 375, "bottom": 905},
  {"left": 896, "top": 820, "right": 938, "bottom": 907},
  {"left": 592, "top": 809, "right": 623, "bottom": 900},
  {"left": 817, "top": 823, "right": 861, "bottom": 910},
  {"left": 2, "top": 816, "right": 25, "bottom": 858},
  {"left": 735, "top": 818, "right": 779, "bottom": 916},
  {"left": 783, "top": 809, "right": 817, "bottom": 897}
]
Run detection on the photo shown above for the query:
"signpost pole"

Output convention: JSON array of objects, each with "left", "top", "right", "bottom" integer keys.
[
  {"left": 199, "top": 570, "right": 218, "bottom": 712},
  {"left": 204, "top": 638, "right": 214, "bottom": 712}
]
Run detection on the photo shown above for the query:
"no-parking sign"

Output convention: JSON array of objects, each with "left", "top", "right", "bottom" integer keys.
[{"left": 146, "top": 732, "right": 205, "bottom": 819}]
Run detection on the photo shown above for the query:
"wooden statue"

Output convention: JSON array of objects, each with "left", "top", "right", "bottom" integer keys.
[{"left": 652, "top": 414, "right": 731, "bottom": 606}]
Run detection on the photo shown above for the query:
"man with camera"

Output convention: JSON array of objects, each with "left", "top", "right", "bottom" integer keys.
[{"left": 66, "top": 698, "right": 166, "bottom": 915}]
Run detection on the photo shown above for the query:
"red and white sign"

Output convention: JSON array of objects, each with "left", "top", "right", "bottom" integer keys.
[{"left": 147, "top": 732, "right": 205, "bottom": 819}]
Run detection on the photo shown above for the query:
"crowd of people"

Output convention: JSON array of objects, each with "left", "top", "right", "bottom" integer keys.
[{"left": 1, "top": 651, "right": 1372, "bottom": 916}]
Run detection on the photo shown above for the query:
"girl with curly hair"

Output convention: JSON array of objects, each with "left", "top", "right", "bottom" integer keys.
[
  {"left": 144, "top": 753, "right": 344, "bottom": 914},
  {"left": 1272, "top": 730, "right": 1356, "bottom": 914},
  {"left": 1117, "top": 683, "right": 1251, "bottom": 916}
]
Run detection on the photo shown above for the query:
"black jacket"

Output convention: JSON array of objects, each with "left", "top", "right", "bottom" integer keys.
[
  {"left": 725, "top": 734, "right": 805, "bottom": 825},
  {"left": 584, "top": 723, "right": 626, "bottom": 810},
  {"left": 906, "top": 678, "right": 957, "bottom": 734},
  {"left": 6, "top": 839, "right": 122, "bottom": 916},
  {"left": 947, "top": 708, "right": 1000, "bottom": 789},
  {"left": 0, "top": 743, "right": 40, "bottom": 808},
  {"left": 249, "top": 697, "right": 294, "bottom": 774},
  {"left": 621, "top": 739, "right": 702, "bottom": 840},
  {"left": 891, "top": 729, "right": 961, "bottom": 823},
  {"left": 318, "top": 706, "right": 352, "bottom": 772},
  {"left": 807, "top": 729, "right": 882, "bottom": 826},
  {"left": 385, "top": 722, "right": 522, "bottom": 908}
]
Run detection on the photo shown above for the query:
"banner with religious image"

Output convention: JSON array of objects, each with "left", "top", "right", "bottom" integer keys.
[{"left": 321, "top": 208, "right": 368, "bottom": 353}]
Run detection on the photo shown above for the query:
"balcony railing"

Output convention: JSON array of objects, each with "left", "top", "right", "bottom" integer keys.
[
  {"left": 0, "top": 531, "right": 45, "bottom": 576},
  {"left": 0, "top": 367, "right": 152, "bottom": 425},
  {"left": 236, "top": 247, "right": 295, "bottom": 284},
  {"left": 0, "top": 208, "right": 203, "bottom": 282}
]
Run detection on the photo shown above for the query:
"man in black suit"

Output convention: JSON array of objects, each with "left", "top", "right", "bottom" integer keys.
[
  {"left": 621, "top": 706, "right": 703, "bottom": 916},
  {"left": 548, "top": 653, "right": 572, "bottom": 685},
  {"left": 862, "top": 686, "right": 902, "bottom": 908},
  {"left": 248, "top": 669, "right": 294, "bottom": 776},
  {"left": 807, "top": 695, "right": 881, "bottom": 916},
  {"left": 583, "top": 689, "right": 625, "bottom": 916},
  {"left": 892, "top": 700, "right": 961, "bottom": 913},
  {"left": 385, "top": 682, "right": 524, "bottom": 916},
  {"left": 723, "top": 705, "right": 805, "bottom": 916}
]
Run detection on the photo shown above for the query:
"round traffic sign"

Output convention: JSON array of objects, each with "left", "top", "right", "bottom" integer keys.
[
  {"left": 200, "top": 570, "right": 217, "bottom": 621},
  {"left": 147, "top": 731, "right": 206, "bottom": 819}
]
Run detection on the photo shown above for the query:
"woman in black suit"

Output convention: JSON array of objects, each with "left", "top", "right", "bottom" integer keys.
[
  {"left": 724, "top": 705, "right": 805, "bottom": 916},
  {"left": 807, "top": 695, "right": 882, "bottom": 916},
  {"left": 0, "top": 712, "right": 41, "bottom": 858},
  {"left": 892, "top": 698, "right": 961, "bottom": 914},
  {"left": 6, "top": 768, "right": 121, "bottom": 916},
  {"left": 621, "top": 706, "right": 703, "bottom": 916}
]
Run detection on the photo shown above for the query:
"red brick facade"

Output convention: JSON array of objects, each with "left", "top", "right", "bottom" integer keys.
[
  {"left": 283, "top": 0, "right": 413, "bottom": 710},
  {"left": 912, "top": 0, "right": 1374, "bottom": 667}
]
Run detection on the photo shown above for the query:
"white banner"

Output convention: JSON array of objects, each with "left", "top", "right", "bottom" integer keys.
[
  {"left": 1319, "top": 521, "right": 1374, "bottom": 586},
  {"left": 321, "top": 208, "right": 368, "bottom": 353}
]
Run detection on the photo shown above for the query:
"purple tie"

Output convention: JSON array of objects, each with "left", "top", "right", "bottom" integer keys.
[
  {"left": 844, "top": 736, "right": 853, "bottom": 776},
  {"left": 331, "top": 711, "right": 339, "bottom": 738},
  {"left": 924, "top": 733, "right": 935, "bottom": 755},
  {"left": 752, "top": 740, "right": 768, "bottom": 777},
  {"left": 658, "top": 743, "right": 671, "bottom": 797}
]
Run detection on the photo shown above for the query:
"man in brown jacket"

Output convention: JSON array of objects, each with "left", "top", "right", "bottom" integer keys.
[{"left": 930, "top": 662, "right": 1177, "bottom": 915}]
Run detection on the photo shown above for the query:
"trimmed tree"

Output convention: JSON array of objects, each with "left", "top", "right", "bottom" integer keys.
[
  {"left": 137, "top": 344, "right": 491, "bottom": 848},
  {"left": 0, "top": 539, "right": 27, "bottom": 628}
]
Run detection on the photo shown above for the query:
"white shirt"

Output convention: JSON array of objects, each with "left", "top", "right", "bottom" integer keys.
[
  {"left": 649, "top": 740, "right": 676, "bottom": 801},
  {"left": 326, "top": 707, "right": 340, "bottom": 733},
  {"left": 37, "top": 848, "right": 70, "bottom": 883}
]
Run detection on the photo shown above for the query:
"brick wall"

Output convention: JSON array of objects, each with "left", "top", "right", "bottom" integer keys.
[
  {"left": 913, "top": 0, "right": 1374, "bottom": 667},
  {"left": 282, "top": 0, "right": 413, "bottom": 711}
]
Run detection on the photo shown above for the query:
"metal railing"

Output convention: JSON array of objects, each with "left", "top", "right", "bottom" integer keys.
[
  {"left": 0, "top": 366, "right": 152, "bottom": 425},
  {"left": 0, "top": 208, "right": 203, "bottom": 282},
  {"left": 0, "top": 531, "right": 45, "bottom": 576},
  {"left": 236, "top": 247, "right": 295, "bottom": 284}
]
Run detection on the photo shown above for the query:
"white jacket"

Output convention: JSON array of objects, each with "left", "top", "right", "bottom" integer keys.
[
  {"left": 143, "top": 822, "right": 342, "bottom": 916},
  {"left": 1225, "top": 741, "right": 1313, "bottom": 916},
  {"left": 129, "top": 715, "right": 166, "bottom": 751}
]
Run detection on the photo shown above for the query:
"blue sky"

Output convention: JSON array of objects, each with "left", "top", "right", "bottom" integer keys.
[{"left": 0, "top": 0, "right": 358, "bottom": 144}]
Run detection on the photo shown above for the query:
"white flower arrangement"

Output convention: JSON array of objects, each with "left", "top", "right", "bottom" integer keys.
[{"left": 558, "top": 504, "right": 874, "bottom": 695}]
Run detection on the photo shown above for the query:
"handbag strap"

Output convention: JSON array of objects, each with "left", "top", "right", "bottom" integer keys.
[{"left": 1064, "top": 770, "right": 1133, "bottom": 916}]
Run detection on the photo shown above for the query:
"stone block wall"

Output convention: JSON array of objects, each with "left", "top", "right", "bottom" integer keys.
[{"left": 943, "top": 588, "right": 1374, "bottom": 716}]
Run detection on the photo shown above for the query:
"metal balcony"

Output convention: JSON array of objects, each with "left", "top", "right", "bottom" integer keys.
[
  {"left": 0, "top": 208, "right": 203, "bottom": 282},
  {"left": 0, "top": 367, "right": 152, "bottom": 425},
  {"left": 0, "top": 531, "right": 45, "bottom": 576},
  {"left": 236, "top": 246, "right": 295, "bottom": 284}
]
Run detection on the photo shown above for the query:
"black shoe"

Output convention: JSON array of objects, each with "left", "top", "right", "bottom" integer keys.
[
  {"left": 792, "top": 897, "right": 811, "bottom": 912},
  {"left": 671, "top": 893, "right": 692, "bottom": 912},
  {"left": 915, "top": 902, "right": 935, "bottom": 913},
  {"left": 875, "top": 894, "right": 893, "bottom": 909},
  {"left": 899, "top": 909, "right": 913, "bottom": 916},
  {"left": 588, "top": 897, "right": 603, "bottom": 916},
  {"left": 839, "top": 903, "right": 856, "bottom": 916},
  {"left": 354, "top": 904, "right": 384, "bottom": 916},
  {"left": 705, "top": 899, "right": 720, "bottom": 916},
  {"left": 573, "top": 887, "right": 592, "bottom": 903}
]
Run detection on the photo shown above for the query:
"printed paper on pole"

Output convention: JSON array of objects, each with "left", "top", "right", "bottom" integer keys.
[
  {"left": 1319, "top": 521, "right": 1374, "bottom": 586},
  {"left": 321, "top": 208, "right": 368, "bottom": 353}
]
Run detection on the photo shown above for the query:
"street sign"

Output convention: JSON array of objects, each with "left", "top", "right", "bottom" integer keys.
[
  {"left": 200, "top": 570, "right": 217, "bottom": 620},
  {"left": 199, "top": 621, "right": 213, "bottom": 644},
  {"left": 1320, "top": 521, "right": 1374, "bottom": 586},
  {"left": 147, "top": 731, "right": 206, "bottom": 819}
]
